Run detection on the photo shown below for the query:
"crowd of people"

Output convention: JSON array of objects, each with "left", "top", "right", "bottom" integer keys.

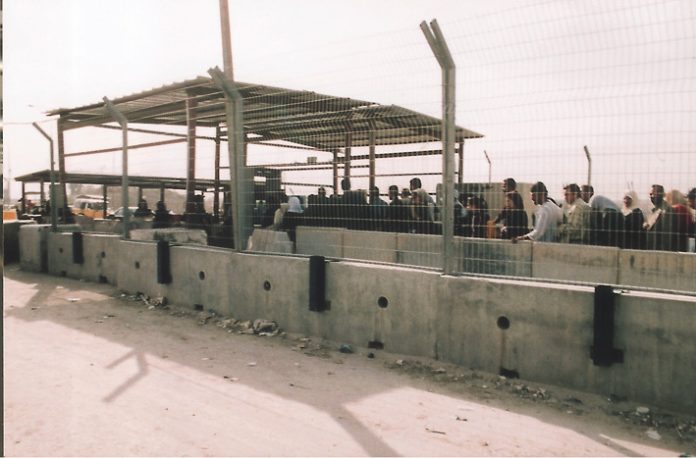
[{"left": 267, "top": 176, "right": 696, "bottom": 253}]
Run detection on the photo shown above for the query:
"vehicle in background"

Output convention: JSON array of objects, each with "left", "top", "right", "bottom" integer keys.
[
  {"left": 3, "top": 204, "right": 18, "bottom": 221},
  {"left": 72, "top": 195, "right": 108, "bottom": 219},
  {"left": 107, "top": 206, "right": 138, "bottom": 220}
]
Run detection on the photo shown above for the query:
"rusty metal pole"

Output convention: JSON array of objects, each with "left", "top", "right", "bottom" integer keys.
[
  {"left": 102, "top": 97, "right": 130, "bottom": 239},
  {"left": 213, "top": 124, "right": 221, "bottom": 222},
  {"left": 421, "top": 19, "right": 456, "bottom": 275},
  {"left": 185, "top": 94, "right": 198, "bottom": 215}
]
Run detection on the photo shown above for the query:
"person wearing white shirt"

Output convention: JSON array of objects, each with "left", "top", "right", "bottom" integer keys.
[{"left": 513, "top": 182, "right": 562, "bottom": 243}]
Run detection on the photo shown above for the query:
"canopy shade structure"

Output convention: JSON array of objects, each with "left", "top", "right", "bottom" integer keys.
[
  {"left": 48, "top": 76, "right": 483, "bottom": 151},
  {"left": 15, "top": 169, "right": 228, "bottom": 192}
]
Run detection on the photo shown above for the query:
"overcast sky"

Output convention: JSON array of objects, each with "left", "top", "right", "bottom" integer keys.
[{"left": 3, "top": 0, "right": 695, "bottom": 202}]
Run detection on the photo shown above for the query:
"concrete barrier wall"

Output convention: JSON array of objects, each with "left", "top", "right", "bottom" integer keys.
[
  {"left": 396, "top": 233, "right": 441, "bottom": 268},
  {"left": 46, "top": 232, "right": 120, "bottom": 285},
  {"left": 19, "top": 224, "right": 49, "bottom": 272},
  {"left": 296, "top": 227, "right": 344, "bottom": 258},
  {"left": 249, "top": 229, "right": 294, "bottom": 254},
  {"left": 18, "top": 234, "right": 696, "bottom": 410},
  {"left": 4, "top": 221, "right": 36, "bottom": 264},
  {"left": 532, "top": 242, "right": 620, "bottom": 284},
  {"left": 618, "top": 250, "right": 696, "bottom": 292},
  {"left": 343, "top": 230, "right": 398, "bottom": 263},
  {"left": 455, "top": 237, "right": 533, "bottom": 277}
]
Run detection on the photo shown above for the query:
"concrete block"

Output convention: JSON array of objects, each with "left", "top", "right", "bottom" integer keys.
[
  {"left": 5, "top": 221, "right": 37, "bottom": 264},
  {"left": 396, "top": 233, "right": 441, "bottom": 268},
  {"left": 296, "top": 226, "right": 344, "bottom": 258},
  {"left": 130, "top": 228, "right": 207, "bottom": 245},
  {"left": 165, "top": 246, "right": 234, "bottom": 314},
  {"left": 323, "top": 261, "right": 440, "bottom": 358},
  {"left": 19, "top": 224, "right": 50, "bottom": 272},
  {"left": 532, "top": 243, "right": 619, "bottom": 284},
  {"left": 342, "top": 230, "right": 397, "bottom": 263},
  {"left": 249, "top": 228, "right": 294, "bottom": 254},
  {"left": 115, "top": 241, "right": 164, "bottom": 298},
  {"left": 455, "top": 237, "right": 532, "bottom": 276},
  {"left": 618, "top": 250, "right": 696, "bottom": 293}
]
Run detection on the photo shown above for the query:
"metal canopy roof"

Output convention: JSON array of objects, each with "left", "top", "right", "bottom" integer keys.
[
  {"left": 15, "top": 170, "right": 227, "bottom": 192},
  {"left": 48, "top": 76, "right": 483, "bottom": 151}
]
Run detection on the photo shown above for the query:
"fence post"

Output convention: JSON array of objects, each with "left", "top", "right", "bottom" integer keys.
[
  {"left": 421, "top": 19, "right": 456, "bottom": 275},
  {"left": 32, "top": 123, "right": 59, "bottom": 232},
  {"left": 103, "top": 97, "right": 130, "bottom": 240},
  {"left": 208, "top": 66, "right": 252, "bottom": 251}
]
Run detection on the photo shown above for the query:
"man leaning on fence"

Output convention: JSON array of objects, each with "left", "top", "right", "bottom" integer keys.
[{"left": 513, "top": 181, "right": 562, "bottom": 243}]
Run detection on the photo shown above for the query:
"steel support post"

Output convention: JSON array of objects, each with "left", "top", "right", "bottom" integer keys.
[
  {"left": 484, "top": 150, "right": 492, "bottom": 185},
  {"left": 368, "top": 130, "right": 376, "bottom": 192},
  {"left": 185, "top": 95, "right": 198, "bottom": 215},
  {"left": 56, "top": 118, "right": 68, "bottom": 222},
  {"left": 102, "top": 185, "right": 108, "bottom": 218},
  {"left": 209, "top": 67, "right": 252, "bottom": 251},
  {"left": 32, "top": 122, "right": 58, "bottom": 231},
  {"left": 343, "top": 127, "right": 352, "bottom": 180},
  {"left": 332, "top": 150, "right": 339, "bottom": 194},
  {"left": 21, "top": 182, "right": 26, "bottom": 215},
  {"left": 421, "top": 19, "right": 456, "bottom": 275},
  {"left": 213, "top": 124, "right": 222, "bottom": 222},
  {"left": 40, "top": 181, "right": 45, "bottom": 206},
  {"left": 457, "top": 141, "right": 464, "bottom": 189},
  {"left": 103, "top": 97, "right": 130, "bottom": 239},
  {"left": 584, "top": 145, "right": 592, "bottom": 187}
]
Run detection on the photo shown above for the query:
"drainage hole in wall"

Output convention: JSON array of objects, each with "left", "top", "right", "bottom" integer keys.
[
  {"left": 194, "top": 304, "right": 204, "bottom": 311},
  {"left": 199, "top": 271, "right": 205, "bottom": 280},
  {"left": 60, "top": 271, "right": 67, "bottom": 277},
  {"left": 101, "top": 251, "right": 106, "bottom": 258},
  {"left": 497, "top": 316, "right": 510, "bottom": 330},
  {"left": 98, "top": 275, "right": 108, "bottom": 284},
  {"left": 499, "top": 368, "right": 520, "bottom": 379},
  {"left": 368, "top": 340, "right": 384, "bottom": 350},
  {"left": 263, "top": 281, "right": 272, "bottom": 291},
  {"left": 377, "top": 296, "right": 389, "bottom": 308},
  {"left": 58, "top": 248, "right": 63, "bottom": 254},
  {"left": 134, "top": 261, "right": 140, "bottom": 269}
]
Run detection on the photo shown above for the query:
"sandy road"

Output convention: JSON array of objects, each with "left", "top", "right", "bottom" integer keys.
[{"left": 3, "top": 265, "right": 693, "bottom": 456}]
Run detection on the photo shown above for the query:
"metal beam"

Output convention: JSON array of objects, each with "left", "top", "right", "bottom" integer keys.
[
  {"left": 368, "top": 130, "right": 376, "bottom": 192},
  {"left": 57, "top": 118, "right": 68, "bottom": 221},
  {"left": 32, "top": 122, "right": 59, "bottom": 231},
  {"left": 185, "top": 94, "right": 198, "bottom": 214},
  {"left": 213, "top": 124, "right": 222, "bottom": 221},
  {"left": 65, "top": 138, "right": 187, "bottom": 157},
  {"left": 102, "top": 97, "right": 131, "bottom": 239}
]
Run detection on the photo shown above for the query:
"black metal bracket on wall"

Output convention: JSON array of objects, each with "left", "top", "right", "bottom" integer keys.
[
  {"left": 72, "top": 232, "right": 84, "bottom": 264},
  {"left": 157, "top": 240, "right": 172, "bottom": 284},
  {"left": 309, "top": 255, "right": 329, "bottom": 312},
  {"left": 590, "top": 284, "right": 624, "bottom": 366}
]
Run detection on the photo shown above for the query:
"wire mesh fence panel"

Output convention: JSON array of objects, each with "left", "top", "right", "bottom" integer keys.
[{"left": 21, "top": 1, "right": 694, "bottom": 294}]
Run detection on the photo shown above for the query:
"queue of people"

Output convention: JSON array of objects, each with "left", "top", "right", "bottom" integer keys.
[{"left": 269, "top": 176, "right": 696, "bottom": 253}]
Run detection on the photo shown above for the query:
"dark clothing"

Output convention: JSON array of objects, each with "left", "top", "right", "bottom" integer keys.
[
  {"left": 152, "top": 210, "right": 171, "bottom": 229},
  {"left": 282, "top": 212, "right": 302, "bottom": 243},
  {"left": 591, "top": 208, "right": 623, "bottom": 247},
  {"left": 499, "top": 208, "right": 529, "bottom": 239},
  {"left": 621, "top": 209, "right": 646, "bottom": 250},
  {"left": 461, "top": 211, "right": 489, "bottom": 238},
  {"left": 134, "top": 208, "right": 153, "bottom": 218},
  {"left": 388, "top": 198, "right": 410, "bottom": 232},
  {"left": 340, "top": 191, "right": 368, "bottom": 230}
]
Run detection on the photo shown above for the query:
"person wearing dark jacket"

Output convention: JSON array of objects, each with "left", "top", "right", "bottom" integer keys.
[{"left": 499, "top": 191, "right": 528, "bottom": 239}]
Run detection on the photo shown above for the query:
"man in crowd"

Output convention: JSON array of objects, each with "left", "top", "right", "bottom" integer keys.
[
  {"left": 558, "top": 183, "right": 591, "bottom": 244},
  {"left": 513, "top": 181, "right": 562, "bottom": 243},
  {"left": 644, "top": 184, "right": 677, "bottom": 251}
]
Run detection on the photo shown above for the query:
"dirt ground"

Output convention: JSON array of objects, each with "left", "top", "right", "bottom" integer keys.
[{"left": 3, "top": 265, "right": 695, "bottom": 457}]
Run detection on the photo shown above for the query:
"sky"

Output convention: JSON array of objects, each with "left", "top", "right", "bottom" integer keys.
[{"left": 3, "top": 0, "right": 695, "bottom": 205}]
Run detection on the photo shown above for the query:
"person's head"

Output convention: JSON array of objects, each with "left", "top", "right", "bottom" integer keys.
[
  {"left": 581, "top": 185, "right": 594, "bottom": 203},
  {"left": 563, "top": 183, "right": 581, "bottom": 205},
  {"left": 687, "top": 188, "right": 696, "bottom": 209},
  {"left": 138, "top": 198, "right": 148, "bottom": 209},
  {"left": 467, "top": 195, "right": 483, "bottom": 211},
  {"left": 650, "top": 184, "right": 665, "bottom": 206},
  {"left": 318, "top": 186, "right": 326, "bottom": 198},
  {"left": 156, "top": 200, "right": 166, "bottom": 211},
  {"left": 307, "top": 194, "right": 318, "bottom": 206},
  {"left": 665, "top": 189, "right": 686, "bottom": 206},
  {"left": 370, "top": 186, "right": 380, "bottom": 199},
  {"left": 401, "top": 188, "right": 411, "bottom": 199},
  {"left": 411, "top": 188, "right": 427, "bottom": 206},
  {"left": 505, "top": 191, "right": 524, "bottom": 210},
  {"left": 623, "top": 190, "right": 637, "bottom": 209},
  {"left": 409, "top": 177, "right": 422, "bottom": 191},
  {"left": 388, "top": 185, "right": 399, "bottom": 201},
  {"left": 341, "top": 178, "right": 351, "bottom": 192},
  {"left": 502, "top": 178, "right": 517, "bottom": 193},
  {"left": 530, "top": 181, "right": 548, "bottom": 206},
  {"left": 287, "top": 196, "right": 303, "bottom": 213}
]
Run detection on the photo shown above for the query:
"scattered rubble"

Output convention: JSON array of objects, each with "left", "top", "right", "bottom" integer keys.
[{"left": 339, "top": 344, "right": 354, "bottom": 354}]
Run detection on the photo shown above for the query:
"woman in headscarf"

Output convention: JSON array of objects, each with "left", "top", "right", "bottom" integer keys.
[
  {"left": 621, "top": 190, "right": 646, "bottom": 249},
  {"left": 281, "top": 196, "right": 304, "bottom": 243},
  {"left": 499, "top": 191, "right": 529, "bottom": 239}
]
